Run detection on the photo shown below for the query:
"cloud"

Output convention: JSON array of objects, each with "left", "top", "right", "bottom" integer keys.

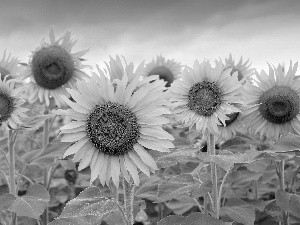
[{"left": 1, "top": 0, "right": 300, "bottom": 72}]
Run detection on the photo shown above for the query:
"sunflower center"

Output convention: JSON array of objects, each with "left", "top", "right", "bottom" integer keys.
[
  {"left": 0, "top": 91, "right": 14, "bottom": 122},
  {"left": 259, "top": 86, "right": 300, "bottom": 124},
  {"left": 187, "top": 81, "right": 222, "bottom": 116},
  {"left": 86, "top": 102, "right": 140, "bottom": 156},
  {"left": 31, "top": 45, "right": 75, "bottom": 90},
  {"left": 148, "top": 66, "right": 174, "bottom": 87},
  {"left": 0, "top": 67, "right": 11, "bottom": 80}
]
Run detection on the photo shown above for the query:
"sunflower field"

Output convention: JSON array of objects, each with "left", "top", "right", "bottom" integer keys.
[{"left": 0, "top": 28, "right": 300, "bottom": 225}]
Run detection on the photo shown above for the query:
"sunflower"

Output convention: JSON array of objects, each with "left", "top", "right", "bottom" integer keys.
[
  {"left": 0, "top": 76, "right": 27, "bottom": 129},
  {"left": 217, "top": 103, "right": 246, "bottom": 140},
  {"left": 21, "top": 28, "right": 90, "bottom": 108},
  {"left": 100, "top": 55, "right": 145, "bottom": 83},
  {"left": 243, "top": 62, "right": 300, "bottom": 140},
  {"left": 56, "top": 69, "right": 174, "bottom": 187},
  {"left": 169, "top": 60, "right": 243, "bottom": 135},
  {"left": 0, "top": 50, "right": 22, "bottom": 80},
  {"left": 142, "top": 55, "right": 181, "bottom": 87},
  {"left": 223, "top": 54, "right": 256, "bottom": 83}
]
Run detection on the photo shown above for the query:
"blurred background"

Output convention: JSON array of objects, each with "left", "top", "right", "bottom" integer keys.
[{"left": 1, "top": 0, "right": 300, "bottom": 72}]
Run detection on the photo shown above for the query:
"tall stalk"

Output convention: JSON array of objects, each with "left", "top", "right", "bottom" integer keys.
[
  {"left": 278, "top": 159, "right": 289, "bottom": 225},
  {"left": 123, "top": 178, "right": 135, "bottom": 225},
  {"left": 207, "top": 132, "right": 219, "bottom": 219},
  {"left": 8, "top": 130, "right": 17, "bottom": 225},
  {"left": 42, "top": 118, "right": 50, "bottom": 225}
]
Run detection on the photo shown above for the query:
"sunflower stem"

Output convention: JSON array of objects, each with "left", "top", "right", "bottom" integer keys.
[
  {"left": 203, "top": 194, "right": 208, "bottom": 215},
  {"left": 123, "top": 178, "right": 135, "bottom": 225},
  {"left": 111, "top": 182, "right": 119, "bottom": 202},
  {"left": 254, "top": 180, "right": 258, "bottom": 201},
  {"left": 278, "top": 159, "right": 289, "bottom": 225},
  {"left": 8, "top": 130, "right": 17, "bottom": 225},
  {"left": 42, "top": 118, "right": 50, "bottom": 225},
  {"left": 218, "top": 168, "right": 231, "bottom": 209},
  {"left": 207, "top": 132, "right": 219, "bottom": 219}
]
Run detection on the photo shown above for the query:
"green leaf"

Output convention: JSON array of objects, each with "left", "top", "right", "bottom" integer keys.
[
  {"left": 157, "top": 212, "right": 231, "bottom": 225},
  {"left": 104, "top": 210, "right": 126, "bottom": 225},
  {"left": 220, "top": 199, "right": 255, "bottom": 225},
  {"left": 276, "top": 190, "right": 300, "bottom": 217},
  {"left": 21, "top": 114, "right": 55, "bottom": 129},
  {"left": 290, "top": 194, "right": 300, "bottom": 218},
  {"left": 135, "top": 175, "right": 161, "bottom": 201},
  {"left": 199, "top": 150, "right": 262, "bottom": 171},
  {"left": 156, "top": 174, "right": 211, "bottom": 202},
  {"left": 0, "top": 211, "right": 10, "bottom": 225},
  {"left": 23, "top": 142, "right": 70, "bottom": 168},
  {"left": 268, "top": 134, "right": 300, "bottom": 152},
  {"left": 165, "top": 194, "right": 196, "bottom": 215},
  {"left": 150, "top": 145, "right": 200, "bottom": 168},
  {"left": 48, "top": 187, "right": 125, "bottom": 225},
  {"left": 0, "top": 193, "right": 16, "bottom": 210},
  {"left": 6, "top": 184, "right": 50, "bottom": 219}
]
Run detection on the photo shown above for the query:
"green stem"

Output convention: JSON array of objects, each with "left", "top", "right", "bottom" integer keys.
[
  {"left": 46, "top": 164, "right": 59, "bottom": 190},
  {"left": 0, "top": 148, "right": 10, "bottom": 167},
  {"left": 9, "top": 130, "right": 16, "bottom": 195},
  {"left": 193, "top": 197, "right": 203, "bottom": 213},
  {"left": 123, "top": 178, "right": 135, "bottom": 225},
  {"left": 218, "top": 168, "right": 231, "bottom": 208},
  {"left": 254, "top": 180, "right": 258, "bottom": 201},
  {"left": 207, "top": 132, "right": 219, "bottom": 219},
  {"left": 42, "top": 118, "right": 50, "bottom": 225},
  {"left": 8, "top": 130, "right": 17, "bottom": 225},
  {"left": 278, "top": 159, "right": 289, "bottom": 225},
  {"left": 111, "top": 182, "right": 119, "bottom": 203},
  {"left": 203, "top": 194, "right": 208, "bottom": 215},
  {"left": 158, "top": 203, "right": 163, "bottom": 220}
]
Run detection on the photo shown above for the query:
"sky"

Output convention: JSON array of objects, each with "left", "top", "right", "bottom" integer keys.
[{"left": 1, "top": 0, "right": 300, "bottom": 73}]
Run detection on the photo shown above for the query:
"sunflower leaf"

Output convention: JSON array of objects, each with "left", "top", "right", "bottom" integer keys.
[
  {"left": 267, "top": 134, "right": 300, "bottom": 152},
  {"left": 5, "top": 184, "right": 50, "bottom": 219},
  {"left": 276, "top": 190, "right": 300, "bottom": 217},
  {"left": 150, "top": 145, "right": 200, "bottom": 169},
  {"left": 164, "top": 194, "right": 197, "bottom": 215},
  {"left": 220, "top": 198, "right": 255, "bottom": 225},
  {"left": 21, "top": 114, "right": 55, "bottom": 129},
  {"left": 48, "top": 186, "right": 126, "bottom": 225},
  {"left": 135, "top": 175, "right": 162, "bottom": 201},
  {"left": 157, "top": 212, "right": 232, "bottom": 225},
  {"left": 23, "top": 142, "right": 70, "bottom": 168},
  {"left": 156, "top": 174, "right": 211, "bottom": 203},
  {"left": 198, "top": 150, "right": 262, "bottom": 171}
]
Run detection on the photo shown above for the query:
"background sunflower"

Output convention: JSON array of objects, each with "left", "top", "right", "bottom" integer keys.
[
  {"left": 169, "top": 60, "right": 243, "bottom": 135},
  {"left": 243, "top": 62, "right": 300, "bottom": 140},
  {"left": 21, "top": 28, "right": 90, "bottom": 108},
  {"left": 142, "top": 55, "right": 182, "bottom": 87}
]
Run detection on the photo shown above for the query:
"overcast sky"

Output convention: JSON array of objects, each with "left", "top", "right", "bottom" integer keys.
[{"left": 1, "top": 0, "right": 300, "bottom": 72}]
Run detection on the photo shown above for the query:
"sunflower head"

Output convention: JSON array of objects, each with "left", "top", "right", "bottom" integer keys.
[
  {"left": 57, "top": 61, "right": 174, "bottom": 187},
  {"left": 0, "top": 50, "right": 22, "bottom": 81},
  {"left": 100, "top": 55, "right": 145, "bottom": 84},
  {"left": 21, "top": 28, "right": 90, "bottom": 108},
  {"left": 31, "top": 45, "right": 75, "bottom": 90},
  {"left": 169, "top": 60, "right": 243, "bottom": 135},
  {"left": 0, "top": 76, "right": 28, "bottom": 129},
  {"left": 244, "top": 61, "right": 300, "bottom": 140},
  {"left": 223, "top": 54, "right": 256, "bottom": 83},
  {"left": 142, "top": 55, "right": 181, "bottom": 87}
]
